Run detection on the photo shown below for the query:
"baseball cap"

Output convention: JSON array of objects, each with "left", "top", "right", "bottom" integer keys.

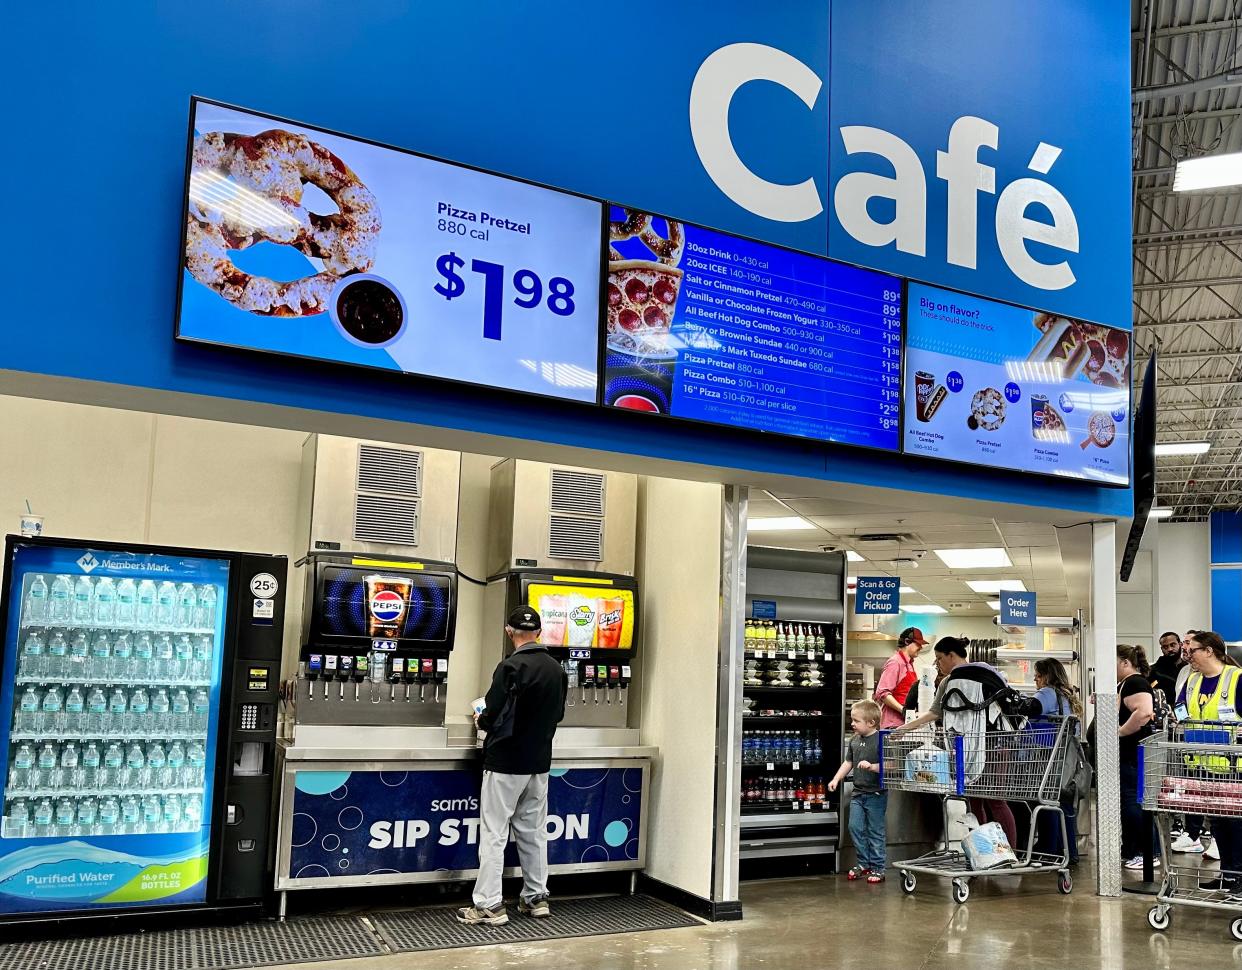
[
  {"left": 507, "top": 605, "right": 542, "bottom": 632},
  {"left": 899, "top": 627, "right": 928, "bottom": 647}
]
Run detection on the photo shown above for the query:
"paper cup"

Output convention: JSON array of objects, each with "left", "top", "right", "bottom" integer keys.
[{"left": 19, "top": 515, "right": 42, "bottom": 537}]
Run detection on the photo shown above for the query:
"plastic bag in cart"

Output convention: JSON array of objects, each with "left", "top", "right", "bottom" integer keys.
[
  {"left": 962, "top": 821, "right": 1017, "bottom": 870},
  {"left": 905, "top": 743, "right": 952, "bottom": 785}
]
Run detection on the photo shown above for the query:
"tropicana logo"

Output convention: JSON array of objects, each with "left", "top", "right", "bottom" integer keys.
[{"left": 689, "top": 43, "right": 1080, "bottom": 293}]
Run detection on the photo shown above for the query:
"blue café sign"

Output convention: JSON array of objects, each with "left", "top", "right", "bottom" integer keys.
[
  {"left": 1000, "top": 591, "right": 1038, "bottom": 626},
  {"left": 856, "top": 577, "right": 901, "bottom": 615}
]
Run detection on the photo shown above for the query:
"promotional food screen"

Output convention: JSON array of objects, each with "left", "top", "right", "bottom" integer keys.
[
  {"left": 176, "top": 100, "right": 603, "bottom": 403},
  {"left": 902, "top": 283, "right": 1131, "bottom": 485},
  {"left": 527, "top": 585, "right": 636, "bottom": 651},
  {"left": 603, "top": 207, "right": 903, "bottom": 450}
]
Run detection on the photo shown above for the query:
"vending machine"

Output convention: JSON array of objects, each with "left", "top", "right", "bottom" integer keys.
[
  {"left": 0, "top": 535, "right": 285, "bottom": 922},
  {"left": 293, "top": 553, "right": 457, "bottom": 727}
]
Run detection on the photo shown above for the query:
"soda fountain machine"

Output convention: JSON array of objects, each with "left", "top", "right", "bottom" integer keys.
[
  {"left": 284, "top": 435, "right": 462, "bottom": 744},
  {"left": 484, "top": 460, "right": 641, "bottom": 738}
]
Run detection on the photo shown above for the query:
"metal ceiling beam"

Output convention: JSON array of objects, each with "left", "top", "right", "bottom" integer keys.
[
  {"left": 1136, "top": 348, "right": 1242, "bottom": 362},
  {"left": 1134, "top": 316, "right": 1242, "bottom": 331},
  {"left": 1134, "top": 71, "right": 1242, "bottom": 102},
  {"left": 1135, "top": 276, "right": 1242, "bottom": 291},
  {"left": 1132, "top": 22, "right": 1242, "bottom": 41},
  {"left": 1142, "top": 106, "right": 1242, "bottom": 127},
  {"left": 1135, "top": 235, "right": 1242, "bottom": 250},
  {"left": 1134, "top": 224, "right": 1242, "bottom": 243}
]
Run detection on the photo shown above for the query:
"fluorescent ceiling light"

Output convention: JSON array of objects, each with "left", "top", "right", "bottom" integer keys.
[
  {"left": 987, "top": 600, "right": 1002, "bottom": 610},
  {"left": 1154, "top": 442, "right": 1210, "bottom": 456},
  {"left": 1149, "top": 508, "right": 1174, "bottom": 520},
  {"left": 846, "top": 551, "right": 865, "bottom": 562},
  {"left": 747, "top": 516, "right": 815, "bottom": 532},
  {"left": 900, "top": 586, "right": 916, "bottom": 594},
  {"left": 1174, "top": 151, "right": 1242, "bottom": 192},
  {"left": 966, "top": 579, "right": 1027, "bottom": 594},
  {"left": 902, "top": 604, "right": 948, "bottom": 615},
  {"left": 935, "top": 548, "right": 1013, "bottom": 569}
]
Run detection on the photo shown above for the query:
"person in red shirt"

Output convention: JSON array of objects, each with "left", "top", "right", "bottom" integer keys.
[{"left": 874, "top": 627, "right": 928, "bottom": 730}]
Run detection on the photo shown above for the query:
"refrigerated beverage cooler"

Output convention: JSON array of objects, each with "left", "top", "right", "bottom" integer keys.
[{"left": 0, "top": 536, "right": 285, "bottom": 922}]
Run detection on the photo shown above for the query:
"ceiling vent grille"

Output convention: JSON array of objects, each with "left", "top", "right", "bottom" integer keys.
[
  {"left": 548, "top": 515, "right": 604, "bottom": 562},
  {"left": 354, "top": 445, "right": 422, "bottom": 546},
  {"left": 549, "top": 469, "right": 606, "bottom": 516}
]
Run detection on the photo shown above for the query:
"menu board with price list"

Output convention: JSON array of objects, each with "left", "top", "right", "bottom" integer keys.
[
  {"left": 176, "top": 99, "right": 602, "bottom": 402},
  {"left": 603, "top": 207, "right": 902, "bottom": 449}
]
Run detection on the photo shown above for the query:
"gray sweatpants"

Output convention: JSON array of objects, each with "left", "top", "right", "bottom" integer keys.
[{"left": 472, "top": 770, "right": 549, "bottom": 909}]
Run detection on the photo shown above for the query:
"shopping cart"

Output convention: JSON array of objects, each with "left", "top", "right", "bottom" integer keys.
[
  {"left": 1140, "top": 721, "right": 1242, "bottom": 941},
  {"left": 881, "top": 717, "right": 1076, "bottom": 903}
]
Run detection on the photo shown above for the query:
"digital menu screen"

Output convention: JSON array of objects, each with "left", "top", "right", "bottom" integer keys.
[
  {"left": 603, "top": 207, "right": 902, "bottom": 449},
  {"left": 902, "top": 283, "right": 1130, "bottom": 485},
  {"left": 176, "top": 99, "right": 603, "bottom": 402}
]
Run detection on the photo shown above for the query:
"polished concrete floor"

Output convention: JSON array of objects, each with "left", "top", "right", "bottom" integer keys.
[{"left": 288, "top": 869, "right": 1242, "bottom": 970}]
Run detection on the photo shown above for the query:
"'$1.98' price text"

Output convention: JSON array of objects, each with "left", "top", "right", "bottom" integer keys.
[{"left": 434, "top": 252, "right": 576, "bottom": 341}]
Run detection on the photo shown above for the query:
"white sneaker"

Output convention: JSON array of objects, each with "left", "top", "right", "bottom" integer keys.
[
  {"left": 1171, "top": 833, "right": 1205, "bottom": 853},
  {"left": 1207, "top": 839, "right": 1222, "bottom": 861},
  {"left": 1125, "top": 856, "right": 1161, "bottom": 870}
]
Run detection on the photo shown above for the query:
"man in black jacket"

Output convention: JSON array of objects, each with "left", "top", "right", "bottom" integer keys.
[{"left": 458, "top": 606, "right": 568, "bottom": 926}]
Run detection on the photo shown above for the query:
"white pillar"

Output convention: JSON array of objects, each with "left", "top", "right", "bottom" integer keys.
[{"left": 1092, "top": 520, "right": 1122, "bottom": 896}]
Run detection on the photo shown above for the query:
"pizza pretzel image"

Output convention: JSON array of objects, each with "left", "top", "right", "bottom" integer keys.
[{"left": 185, "top": 128, "right": 381, "bottom": 316}]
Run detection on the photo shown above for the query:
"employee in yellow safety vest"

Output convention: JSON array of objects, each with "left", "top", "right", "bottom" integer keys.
[{"left": 1176, "top": 630, "right": 1242, "bottom": 891}]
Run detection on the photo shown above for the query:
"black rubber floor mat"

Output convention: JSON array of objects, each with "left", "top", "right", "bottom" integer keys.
[
  {"left": 0, "top": 914, "right": 385, "bottom": 970},
  {"left": 370, "top": 893, "right": 702, "bottom": 953}
]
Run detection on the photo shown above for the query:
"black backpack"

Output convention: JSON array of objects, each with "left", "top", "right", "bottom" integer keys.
[{"left": 939, "top": 665, "right": 1043, "bottom": 727}]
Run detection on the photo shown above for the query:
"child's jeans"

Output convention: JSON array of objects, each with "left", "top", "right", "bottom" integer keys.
[{"left": 849, "top": 790, "right": 888, "bottom": 871}]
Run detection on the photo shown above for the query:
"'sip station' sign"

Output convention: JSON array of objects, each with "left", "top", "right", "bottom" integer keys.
[{"left": 855, "top": 577, "right": 901, "bottom": 615}]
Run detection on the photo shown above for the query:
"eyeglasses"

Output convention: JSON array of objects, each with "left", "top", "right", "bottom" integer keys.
[{"left": 1187, "top": 644, "right": 1210, "bottom": 655}]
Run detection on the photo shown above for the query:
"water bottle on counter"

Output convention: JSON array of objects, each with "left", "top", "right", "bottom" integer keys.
[{"left": 24, "top": 575, "right": 49, "bottom": 623}]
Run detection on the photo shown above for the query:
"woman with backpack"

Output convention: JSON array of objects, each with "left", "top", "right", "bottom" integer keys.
[{"left": 1032, "top": 658, "right": 1081, "bottom": 865}]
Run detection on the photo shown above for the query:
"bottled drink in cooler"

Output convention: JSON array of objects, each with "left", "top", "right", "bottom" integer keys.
[
  {"left": 192, "top": 636, "right": 212, "bottom": 681},
  {"left": 154, "top": 636, "right": 174, "bottom": 681},
  {"left": 135, "top": 580, "right": 157, "bottom": 628},
  {"left": 167, "top": 741, "right": 186, "bottom": 786},
  {"left": 93, "top": 577, "right": 117, "bottom": 625},
  {"left": 124, "top": 743, "right": 145, "bottom": 790},
  {"left": 162, "top": 793, "right": 181, "bottom": 833},
  {"left": 18, "top": 687, "right": 41, "bottom": 734},
  {"left": 89, "top": 631, "right": 111, "bottom": 680},
  {"left": 121, "top": 795, "right": 140, "bottom": 835},
  {"left": 64, "top": 687, "right": 85, "bottom": 734},
  {"left": 68, "top": 631, "right": 89, "bottom": 679},
  {"left": 48, "top": 575, "right": 72, "bottom": 623},
  {"left": 175, "top": 584, "right": 197, "bottom": 630},
  {"left": 54, "top": 798, "right": 74, "bottom": 834},
  {"left": 33, "top": 798, "right": 54, "bottom": 836},
  {"left": 194, "top": 585, "right": 217, "bottom": 630},
  {"left": 82, "top": 742, "right": 101, "bottom": 790},
  {"left": 171, "top": 690, "right": 190, "bottom": 734},
  {"left": 76, "top": 797, "right": 97, "bottom": 836},
  {"left": 155, "top": 582, "right": 177, "bottom": 627},
  {"left": 111, "top": 632, "right": 132, "bottom": 680},
  {"left": 41, "top": 686, "right": 63, "bottom": 735},
  {"left": 53, "top": 742, "right": 78, "bottom": 789},
  {"left": 141, "top": 795, "right": 161, "bottom": 833},
  {"left": 9, "top": 744, "right": 34, "bottom": 790},
  {"left": 186, "top": 741, "right": 206, "bottom": 787},
  {"left": 134, "top": 632, "right": 153, "bottom": 672},
  {"left": 146, "top": 743, "right": 167, "bottom": 790},
  {"left": 36, "top": 743, "right": 58, "bottom": 788},
  {"left": 183, "top": 794, "right": 202, "bottom": 830},
  {"left": 24, "top": 575, "right": 49, "bottom": 623},
  {"left": 128, "top": 688, "right": 149, "bottom": 735},
  {"left": 20, "top": 631, "right": 45, "bottom": 680},
  {"left": 46, "top": 632, "right": 68, "bottom": 680},
  {"left": 108, "top": 688, "right": 128, "bottom": 734},
  {"left": 151, "top": 689, "right": 170, "bottom": 734},
  {"left": 46, "top": 631, "right": 67, "bottom": 672},
  {"left": 103, "top": 743, "right": 124, "bottom": 788},
  {"left": 114, "top": 578, "right": 137, "bottom": 628},
  {"left": 7, "top": 798, "right": 30, "bottom": 838},
  {"left": 174, "top": 636, "right": 193, "bottom": 681},
  {"left": 72, "top": 576, "right": 94, "bottom": 624},
  {"left": 191, "top": 689, "right": 210, "bottom": 733},
  {"left": 99, "top": 796, "right": 120, "bottom": 835}
]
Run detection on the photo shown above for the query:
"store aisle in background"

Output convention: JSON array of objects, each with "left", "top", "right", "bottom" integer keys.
[{"left": 279, "top": 876, "right": 1233, "bottom": 970}]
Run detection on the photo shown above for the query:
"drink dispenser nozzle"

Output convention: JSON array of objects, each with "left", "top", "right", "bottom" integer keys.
[
  {"left": 306, "top": 654, "right": 322, "bottom": 700},
  {"left": 619, "top": 664, "right": 632, "bottom": 706},
  {"left": 581, "top": 663, "right": 595, "bottom": 705},
  {"left": 324, "top": 655, "right": 339, "bottom": 699},
  {"left": 402, "top": 658, "right": 417, "bottom": 702},
  {"left": 337, "top": 655, "right": 353, "bottom": 700},
  {"left": 351, "top": 655, "right": 368, "bottom": 702},
  {"left": 433, "top": 658, "right": 448, "bottom": 704},
  {"left": 369, "top": 651, "right": 386, "bottom": 703},
  {"left": 388, "top": 657, "right": 405, "bottom": 703},
  {"left": 419, "top": 659, "right": 434, "bottom": 702},
  {"left": 596, "top": 665, "right": 608, "bottom": 705},
  {"left": 609, "top": 665, "right": 621, "bottom": 706}
]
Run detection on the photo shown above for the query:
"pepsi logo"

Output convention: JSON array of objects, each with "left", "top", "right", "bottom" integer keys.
[{"left": 370, "top": 590, "right": 405, "bottom": 622}]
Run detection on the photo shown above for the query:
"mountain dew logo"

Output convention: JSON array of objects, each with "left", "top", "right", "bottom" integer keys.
[{"left": 570, "top": 604, "right": 595, "bottom": 627}]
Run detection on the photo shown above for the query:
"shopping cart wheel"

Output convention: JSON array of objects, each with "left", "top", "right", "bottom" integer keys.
[
  {"left": 952, "top": 878, "right": 970, "bottom": 904},
  {"left": 1057, "top": 870, "right": 1073, "bottom": 895},
  {"left": 1230, "top": 918, "right": 1242, "bottom": 942},
  {"left": 901, "top": 872, "right": 916, "bottom": 894},
  {"left": 1147, "top": 905, "right": 1170, "bottom": 931}
]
